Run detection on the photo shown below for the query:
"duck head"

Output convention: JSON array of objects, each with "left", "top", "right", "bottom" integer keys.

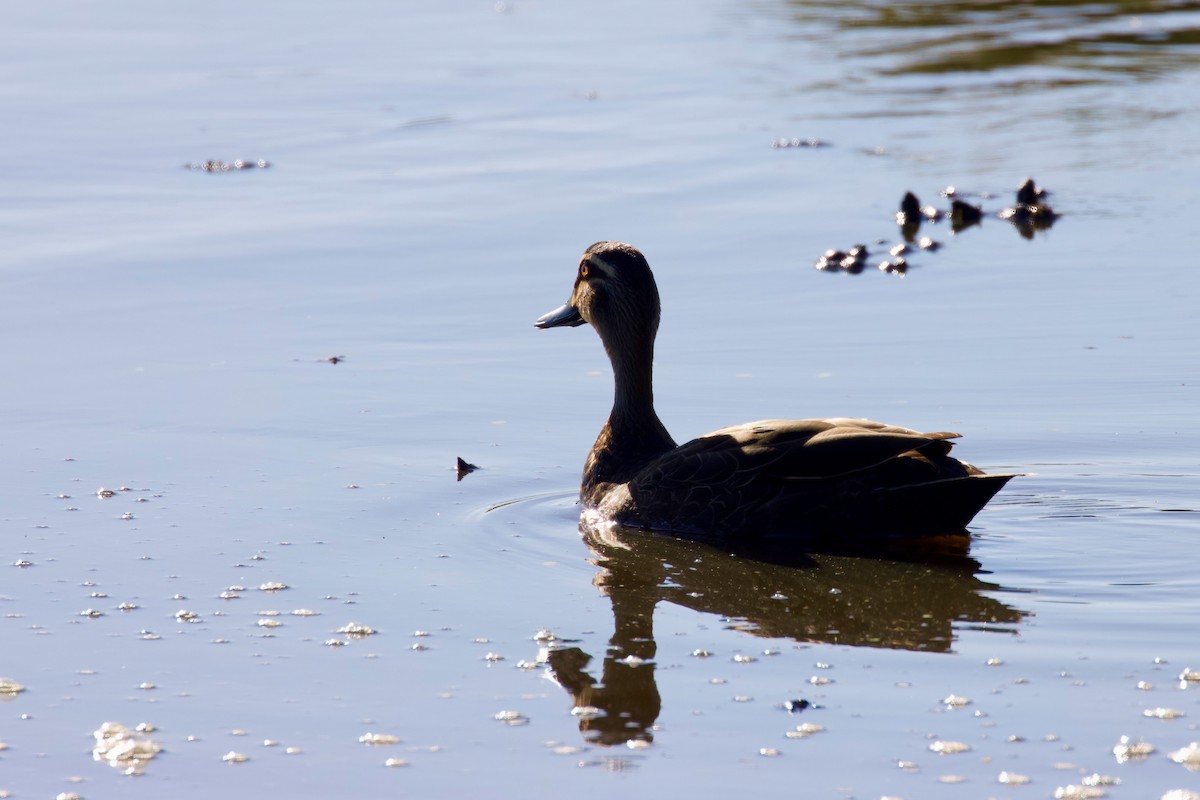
[{"left": 535, "top": 241, "right": 662, "bottom": 356}]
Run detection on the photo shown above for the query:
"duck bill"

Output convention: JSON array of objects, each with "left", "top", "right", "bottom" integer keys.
[{"left": 535, "top": 302, "right": 586, "bottom": 329}]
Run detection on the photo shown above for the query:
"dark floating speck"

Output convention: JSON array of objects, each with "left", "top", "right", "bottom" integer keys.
[
  {"left": 455, "top": 457, "right": 479, "bottom": 481},
  {"left": 183, "top": 159, "right": 271, "bottom": 172},
  {"left": 322, "top": 355, "right": 346, "bottom": 365},
  {"left": 784, "top": 699, "right": 811, "bottom": 713},
  {"left": 1015, "top": 177, "right": 1047, "bottom": 205},
  {"left": 949, "top": 199, "right": 983, "bottom": 232},
  {"left": 771, "top": 137, "right": 830, "bottom": 149}
]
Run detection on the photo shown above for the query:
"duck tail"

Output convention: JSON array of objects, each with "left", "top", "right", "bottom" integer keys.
[{"left": 871, "top": 474, "right": 1018, "bottom": 536}]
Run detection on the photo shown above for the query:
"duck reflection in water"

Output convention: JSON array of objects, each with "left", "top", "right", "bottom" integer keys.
[{"left": 543, "top": 518, "right": 1026, "bottom": 747}]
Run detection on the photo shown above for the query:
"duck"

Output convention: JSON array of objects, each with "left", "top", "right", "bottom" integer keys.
[{"left": 535, "top": 241, "right": 1017, "bottom": 541}]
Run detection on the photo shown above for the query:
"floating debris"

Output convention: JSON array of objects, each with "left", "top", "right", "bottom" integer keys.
[
  {"left": 174, "top": 610, "right": 200, "bottom": 623},
  {"left": 917, "top": 236, "right": 941, "bottom": 251},
  {"left": 1144, "top": 707, "right": 1185, "bottom": 720},
  {"left": 815, "top": 245, "right": 869, "bottom": 274},
  {"left": 494, "top": 710, "right": 529, "bottom": 726},
  {"left": 483, "top": 652, "right": 504, "bottom": 662},
  {"left": 571, "top": 706, "right": 602, "bottom": 720},
  {"left": 79, "top": 609, "right": 104, "bottom": 619},
  {"left": 1162, "top": 791, "right": 1200, "bottom": 800},
  {"left": 784, "top": 723, "right": 824, "bottom": 739},
  {"left": 222, "top": 750, "right": 249, "bottom": 763},
  {"left": 1168, "top": 741, "right": 1200, "bottom": 770},
  {"left": 322, "top": 355, "right": 345, "bottom": 364},
  {"left": 291, "top": 609, "right": 320, "bottom": 617},
  {"left": 784, "top": 699, "right": 810, "bottom": 713},
  {"left": 337, "top": 622, "right": 377, "bottom": 638},
  {"left": 455, "top": 457, "right": 479, "bottom": 481},
  {"left": 384, "top": 757, "right": 409, "bottom": 767},
  {"left": 1016, "top": 177, "right": 1047, "bottom": 205},
  {"left": 942, "top": 694, "right": 971, "bottom": 708},
  {"left": 1054, "top": 785, "right": 1107, "bottom": 800},
  {"left": 257, "top": 618, "right": 283, "bottom": 629},
  {"left": 184, "top": 159, "right": 271, "bottom": 172},
  {"left": 259, "top": 582, "right": 289, "bottom": 592},
  {"left": 13, "top": 559, "right": 33, "bottom": 568},
  {"left": 732, "top": 654, "right": 756, "bottom": 664},
  {"left": 359, "top": 732, "right": 402, "bottom": 746},
  {"left": 92, "top": 721, "right": 162, "bottom": 776},
  {"left": 878, "top": 257, "right": 908, "bottom": 275},
  {"left": 928, "top": 740, "right": 971, "bottom": 755},
  {"left": 96, "top": 488, "right": 116, "bottom": 498},
  {"left": 1137, "top": 680, "right": 1154, "bottom": 690},
  {"left": 691, "top": 649, "right": 711, "bottom": 658},
  {"left": 896, "top": 191, "right": 922, "bottom": 240},
  {"left": 1113, "top": 735, "right": 1155, "bottom": 762},
  {"left": 1082, "top": 774, "right": 1121, "bottom": 787},
  {"left": 324, "top": 639, "right": 347, "bottom": 648},
  {"left": 1179, "top": 668, "right": 1200, "bottom": 683},
  {"left": 949, "top": 199, "right": 983, "bottom": 232},
  {"left": 759, "top": 747, "right": 781, "bottom": 757},
  {"left": 808, "top": 675, "right": 832, "bottom": 686},
  {"left": 0, "top": 678, "right": 25, "bottom": 697},
  {"left": 999, "top": 202, "right": 1058, "bottom": 239},
  {"left": 770, "top": 137, "right": 829, "bottom": 148},
  {"left": 998, "top": 771, "right": 1031, "bottom": 785},
  {"left": 533, "top": 629, "right": 557, "bottom": 642}
]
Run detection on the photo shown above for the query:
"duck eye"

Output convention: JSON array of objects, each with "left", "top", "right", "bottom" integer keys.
[{"left": 579, "top": 263, "right": 590, "bottom": 278}]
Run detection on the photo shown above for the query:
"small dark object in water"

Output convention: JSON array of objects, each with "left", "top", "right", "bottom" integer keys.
[
  {"left": 999, "top": 203, "right": 1058, "bottom": 239},
  {"left": 814, "top": 249, "right": 847, "bottom": 271},
  {"left": 1015, "top": 177, "right": 1046, "bottom": 205},
  {"left": 949, "top": 199, "right": 983, "bottom": 232},
  {"left": 322, "top": 355, "right": 346, "bottom": 364},
  {"left": 184, "top": 159, "right": 271, "bottom": 172},
  {"left": 816, "top": 245, "right": 868, "bottom": 274},
  {"left": 455, "top": 457, "right": 479, "bottom": 481},
  {"left": 878, "top": 257, "right": 908, "bottom": 275},
  {"left": 784, "top": 699, "right": 811, "bottom": 713},
  {"left": 896, "top": 192, "right": 922, "bottom": 241},
  {"left": 771, "top": 137, "right": 830, "bottom": 149}
]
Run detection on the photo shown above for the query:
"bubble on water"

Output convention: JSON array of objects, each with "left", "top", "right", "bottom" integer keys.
[
  {"left": 1168, "top": 742, "right": 1200, "bottom": 770},
  {"left": 998, "top": 771, "right": 1030, "bottom": 785},
  {"left": 1054, "top": 785, "right": 1106, "bottom": 799},
  {"left": 784, "top": 723, "right": 824, "bottom": 739},
  {"left": 494, "top": 710, "right": 528, "bottom": 726},
  {"left": 359, "top": 733, "right": 402, "bottom": 746},
  {"left": 1144, "top": 707, "right": 1184, "bottom": 720},
  {"left": 338, "top": 622, "right": 376, "bottom": 638},
  {"left": 1112, "top": 735, "right": 1155, "bottom": 762},
  {"left": 93, "top": 721, "right": 162, "bottom": 775},
  {"left": 571, "top": 706, "right": 602, "bottom": 720}
]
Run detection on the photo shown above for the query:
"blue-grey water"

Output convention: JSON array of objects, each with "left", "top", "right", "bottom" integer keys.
[{"left": 3, "top": 1, "right": 1199, "bottom": 797}]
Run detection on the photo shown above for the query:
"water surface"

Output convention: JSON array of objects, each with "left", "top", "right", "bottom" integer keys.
[{"left": 3, "top": 1, "right": 1199, "bottom": 797}]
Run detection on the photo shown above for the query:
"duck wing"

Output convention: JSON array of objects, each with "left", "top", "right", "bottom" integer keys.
[{"left": 613, "top": 418, "right": 1006, "bottom": 538}]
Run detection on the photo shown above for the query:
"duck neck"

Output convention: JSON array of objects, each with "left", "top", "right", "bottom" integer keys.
[{"left": 582, "top": 334, "right": 675, "bottom": 504}]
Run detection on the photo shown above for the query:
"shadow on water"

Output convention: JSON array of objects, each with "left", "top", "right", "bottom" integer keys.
[
  {"left": 544, "top": 520, "right": 1028, "bottom": 747},
  {"left": 783, "top": 0, "right": 1200, "bottom": 81}
]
